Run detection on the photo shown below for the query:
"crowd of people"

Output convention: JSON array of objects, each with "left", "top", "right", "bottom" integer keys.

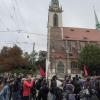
[{"left": 0, "top": 72, "right": 100, "bottom": 100}]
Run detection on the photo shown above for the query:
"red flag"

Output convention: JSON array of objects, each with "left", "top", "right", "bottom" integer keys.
[
  {"left": 39, "top": 68, "right": 46, "bottom": 77},
  {"left": 83, "top": 65, "right": 88, "bottom": 77}
]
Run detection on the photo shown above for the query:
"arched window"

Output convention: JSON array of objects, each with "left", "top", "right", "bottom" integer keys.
[
  {"left": 53, "top": 0, "right": 58, "bottom": 4},
  {"left": 53, "top": 14, "right": 58, "bottom": 27},
  {"left": 71, "top": 61, "right": 78, "bottom": 68},
  {"left": 57, "top": 61, "right": 64, "bottom": 73}
]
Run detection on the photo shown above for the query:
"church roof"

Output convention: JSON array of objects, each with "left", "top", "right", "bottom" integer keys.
[{"left": 62, "top": 27, "right": 100, "bottom": 42}]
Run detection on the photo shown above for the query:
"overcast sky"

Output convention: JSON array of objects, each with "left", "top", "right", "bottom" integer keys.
[{"left": 0, "top": 0, "right": 100, "bottom": 53}]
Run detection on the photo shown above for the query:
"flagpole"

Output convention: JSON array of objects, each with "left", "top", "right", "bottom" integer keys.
[
  {"left": 46, "top": 26, "right": 51, "bottom": 80},
  {"left": 46, "top": 59, "right": 48, "bottom": 80}
]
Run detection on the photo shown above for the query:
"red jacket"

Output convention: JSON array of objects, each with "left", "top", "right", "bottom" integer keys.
[{"left": 23, "top": 80, "right": 33, "bottom": 96}]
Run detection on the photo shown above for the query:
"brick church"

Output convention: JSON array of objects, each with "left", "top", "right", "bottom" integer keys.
[{"left": 47, "top": 0, "right": 100, "bottom": 78}]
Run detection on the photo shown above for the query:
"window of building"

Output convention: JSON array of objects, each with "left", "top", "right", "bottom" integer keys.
[
  {"left": 67, "top": 41, "right": 71, "bottom": 52},
  {"left": 71, "top": 61, "right": 78, "bottom": 68},
  {"left": 53, "top": 0, "right": 58, "bottom": 5},
  {"left": 67, "top": 41, "right": 77, "bottom": 52},
  {"left": 80, "top": 41, "right": 86, "bottom": 49},
  {"left": 57, "top": 61, "right": 64, "bottom": 73},
  {"left": 53, "top": 14, "right": 58, "bottom": 27}
]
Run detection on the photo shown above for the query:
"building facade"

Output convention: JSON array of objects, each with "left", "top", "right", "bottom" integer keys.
[{"left": 47, "top": 0, "right": 100, "bottom": 78}]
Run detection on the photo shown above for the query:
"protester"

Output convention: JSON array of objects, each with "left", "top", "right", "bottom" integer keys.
[
  {"left": 50, "top": 75, "right": 57, "bottom": 100},
  {"left": 95, "top": 80, "right": 100, "bottom": 100},
  {"left": 0, "top": 79, "right": 4, "bottom": 100},
  {"left": 30, "top": 77, "right": 36, "bottom": 100},
  {"left": 63, "top": 78, "right": 76, "bottom": 100},
  {"left": 38, "top": 79, "right": 49, "bottom": 100},
  {"left": 22, "top": 74, "right": 34, "bottom": 100},
  {"left": 73, "top": 75, "right": 81, "bottom": 100},
  {"left": 0, "top": 78, "right": 11, "bottom": 100},
  {"left": 0, "top": 72, "right": 100, "bottom": 100},
  {"left": 12, "top": 77, "right": 22, "bottom": 100}
]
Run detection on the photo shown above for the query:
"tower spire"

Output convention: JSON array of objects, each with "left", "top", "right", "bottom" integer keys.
[
  {"left": 51, "top": 0, "right": 59, "bottom": 6},
  {"left": 94, "top": 9, "right": 100, "bottom": 30},
  {"left": 48, "top": 0, "right": 63, "bottom": 28},
  {"left": 49, "top": 0, "right": 62, "bottom": 13}
]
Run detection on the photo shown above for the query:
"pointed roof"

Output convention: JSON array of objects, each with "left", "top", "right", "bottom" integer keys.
[
  {"left": 51, "top": 0, "right": 59, "bottom": 6},
  {"left": 49, "top": 0, "right": 62, "bottom": 12},
  {"left": 94, "top": 9, "right": 100, "bottom": 30}
]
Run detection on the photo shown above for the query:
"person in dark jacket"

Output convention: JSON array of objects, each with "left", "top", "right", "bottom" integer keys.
[
  {"left": 31, "top": 78, "right": 36, "bottom": 100},
  {"left": 12, "top": 77, "right": 22, "bottom": 100},
  {"left": 95, "top": 80, "right": 100, "bottom": 100},
  {"left": 35, "top": 77, "right": 43, "bottom": 91},
  {"left": 73, "top": 76, "right": 81, "bottom": 100},
  {"left": 50, "top": 75, "right": 57, "bottom": 100},
  {"left": 38, "top": 79, "right": 49, "bottom": 100}
]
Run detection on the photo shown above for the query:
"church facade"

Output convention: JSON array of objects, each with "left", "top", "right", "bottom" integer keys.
[{"left": 47, "top": 0, "right": 100, "bottom": 78}]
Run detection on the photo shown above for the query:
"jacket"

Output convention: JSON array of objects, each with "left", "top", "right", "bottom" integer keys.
[{"left": 23, "top": 80, "right": 33, "bottom": 96}]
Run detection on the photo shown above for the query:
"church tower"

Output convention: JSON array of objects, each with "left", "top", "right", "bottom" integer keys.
[
  {"left": 94, "top": 10, "right": 100, "bottom": 30},
  {"left": 47, "top": 0, "right": 64, "bottom": 79},
  {"left": 48, "top": 0, "right": 63, "bottom": 28}
]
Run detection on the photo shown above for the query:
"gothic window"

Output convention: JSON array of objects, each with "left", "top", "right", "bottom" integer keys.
[
  {"left": 53, "top": 14, "right": 58, "bottom": 27},
  {"left": 71, "top": 61, "right": 78, "bottom": 68},
  {"left": 67, "top": 41, "right": 77, "bottom": 52},
  {"left": 67, "top": 41, "right": 71, "bottom": 52},
  {"left": 53, "top": 0, "right": 59, "bottom": 5},
  {"left": 57, "top": 61, "right": 64, "bottom": 73}
]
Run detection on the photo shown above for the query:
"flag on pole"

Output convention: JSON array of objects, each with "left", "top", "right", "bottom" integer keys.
[
  {"left": 39, "top": 67, "right": 46, "bottom": 77},
  {"left": 83, "top": 65, "right": 88, "bottom": 77}
]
